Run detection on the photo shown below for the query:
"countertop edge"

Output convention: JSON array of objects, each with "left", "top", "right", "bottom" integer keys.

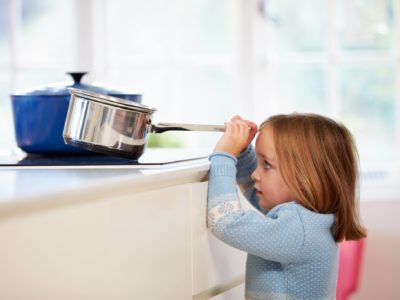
[{"left": 0, "top": 160, "right": 210, "bottom": 219}]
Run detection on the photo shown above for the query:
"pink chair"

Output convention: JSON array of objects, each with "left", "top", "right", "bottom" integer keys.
[{"left": 336, "top": 239, "right": 365, "bottom": 300}]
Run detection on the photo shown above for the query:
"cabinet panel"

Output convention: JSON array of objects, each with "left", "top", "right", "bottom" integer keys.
[
  {"left": 106, "top": 184, "right": 193, "bottom": 300},
  {"left": 0, "top": 179, "right": 248, "bottom": 300},
  {"left": 0, "top": 198, "right": 110, "bottom": 300},
  {"left": 0, "top": 184, "right": 193, "bottom": 300}
]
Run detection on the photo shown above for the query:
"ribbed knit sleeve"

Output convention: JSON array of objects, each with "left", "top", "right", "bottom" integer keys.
[
  {"left": 236, "top": 145, "right": 263, "bottom": 212},
  {"left": 236, "top": 145, "right": 257, "bottom": 179},
  {"left": 207, "top": 152, "right": 239, "bottom": 210}
]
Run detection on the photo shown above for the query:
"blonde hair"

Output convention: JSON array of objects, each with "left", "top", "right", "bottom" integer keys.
[{"left": 261, "top": 113, "right": 367, "bottom": 242}]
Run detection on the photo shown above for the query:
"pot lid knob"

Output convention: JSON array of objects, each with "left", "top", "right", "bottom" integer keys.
[{"left": 66, "top": 72, "right": 88, "bottom": 85}]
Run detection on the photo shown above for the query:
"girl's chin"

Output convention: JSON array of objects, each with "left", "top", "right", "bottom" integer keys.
[{"left": 258, "top": 199, "right": 270, "bottom": 210}]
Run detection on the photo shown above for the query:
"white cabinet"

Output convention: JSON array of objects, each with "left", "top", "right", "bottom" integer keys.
[
  {"left": 0, "top": 180, "right": 245, "bottom": 299},
  {"left": 105, "top": 184, "right": 193, "bottom": 299}
]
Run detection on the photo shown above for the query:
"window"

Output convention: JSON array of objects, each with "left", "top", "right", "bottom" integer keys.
[
  {"left": 99, "top": 0, "right": 241, "bottom": 147},
  {"left": 254, "top": 0, "right": 398, "bottom": 170},
  {"left": 0, "top": 0, "right": 398, "bottom": 171},
  {"left": 0, "top": 0, "right": 74, "bottom": 151},
  {"left": 0, "top": 0, "right": 240, "bottom": 151}
]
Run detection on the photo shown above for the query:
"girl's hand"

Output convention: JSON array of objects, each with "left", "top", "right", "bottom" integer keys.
[{"left": 214, "top": 116, "right": 258, "bottom": 157}]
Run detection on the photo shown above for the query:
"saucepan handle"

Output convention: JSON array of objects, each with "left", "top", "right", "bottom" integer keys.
[{"left": 151, "top": 122, "right": 225, "bottom": 133}]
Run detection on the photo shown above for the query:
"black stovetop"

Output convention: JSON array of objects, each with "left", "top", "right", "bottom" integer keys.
[{"left": 0, "top": 148, "right": 208, "bottom": 167}]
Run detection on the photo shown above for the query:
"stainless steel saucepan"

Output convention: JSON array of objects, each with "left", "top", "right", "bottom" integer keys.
[{"left": 63, "top": 88, "right": 224, "bottom": 159}]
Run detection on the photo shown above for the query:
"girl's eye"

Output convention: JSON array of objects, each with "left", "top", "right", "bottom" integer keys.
[{"left": 263, "top": 160, "right": 271, "bottom": 169}]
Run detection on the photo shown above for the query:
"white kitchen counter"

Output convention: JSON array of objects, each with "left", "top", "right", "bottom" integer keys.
[
  {"left": 0, "top": 149, "right": 246, "bottom": 300},
  {"left": 0, "top": 156, "right": 210, "bottom": 217}
]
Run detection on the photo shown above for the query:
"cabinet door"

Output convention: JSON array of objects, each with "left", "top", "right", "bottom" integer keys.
[
  {"left": 191, "top": 182, "right": 246, "bottom": 298},
  {"left": 0, "top": 184, "right": 193, "bottom": 300},
  {"left": 0, "top": 195, "right": 110, "bottom": 300},
  {"left": 106, "top": 184, "right": 193, "bottom": 300}
]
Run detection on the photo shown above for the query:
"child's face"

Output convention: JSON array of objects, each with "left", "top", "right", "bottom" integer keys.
[{"left": 251, "top": 125, "right": 295, "bottom": 210}]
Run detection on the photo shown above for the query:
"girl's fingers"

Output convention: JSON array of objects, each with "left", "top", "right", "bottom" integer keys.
[
  {"left": 231, "top": 115, "right": 242, "bottom": 122},
  {"left": 226, "top": 118, "right": 253, "bottom": 141},
  {"left": 217, "top": 116, "right": 257, "bottom": 155},
  {"left": 248, "top": 121, "right": 257, "bottom": 130},
  {"left": 225, "top": 122, "right": 234, "bottom": 135},
  {"left": 249, "top": 122, "right": 258, "bottom": 135},
  {"left": 237, "top": 121, "right": 247, "bottom": 137},
  {"left": 233, "top": 120, "right": 250, "bottom": 142}
]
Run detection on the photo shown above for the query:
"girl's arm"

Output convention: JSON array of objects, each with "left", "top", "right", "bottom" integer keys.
[
  {"left": 207, "top": 153, "right": 304, "bottom": 264},
  {"left": 211, "top": 117, "right": 259, "bottom": 210}
]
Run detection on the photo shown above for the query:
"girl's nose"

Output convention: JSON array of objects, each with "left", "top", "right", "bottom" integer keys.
[{"left": 251, "top": 168, "right": 260, "bottom": 181}]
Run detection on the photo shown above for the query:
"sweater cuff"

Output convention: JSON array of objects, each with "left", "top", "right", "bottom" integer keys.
[
  {"left": 237, "top": 145, "right": 255, "bottom": 167},
  {"left": 208, "top": 152, "right": 237, "bottom": 178},
  {"left": 209, "top": 152, "right": 237, "bottom": 163}
]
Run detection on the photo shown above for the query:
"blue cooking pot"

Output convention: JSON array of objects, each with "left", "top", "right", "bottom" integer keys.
[{"left": 11, "top": 72, "right": 142, "bottom": 154}]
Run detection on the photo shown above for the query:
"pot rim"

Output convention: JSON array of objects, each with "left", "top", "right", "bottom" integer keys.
[{"left": 69, "top": 88, "right": 156, "bottom": 113}]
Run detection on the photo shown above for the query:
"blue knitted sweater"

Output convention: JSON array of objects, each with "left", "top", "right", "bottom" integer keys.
[{"left": 207, "top": 146, "right": 338, "bottom": 300}]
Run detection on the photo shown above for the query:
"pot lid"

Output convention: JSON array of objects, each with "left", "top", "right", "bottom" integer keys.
[
  {"left": 69, "top": 88, "right": 156, "bottom": 113},
  {"left": 12, "top": 72, "right": 141, "bottom": 99}
]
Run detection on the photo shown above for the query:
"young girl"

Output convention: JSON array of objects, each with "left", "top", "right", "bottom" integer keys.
[{"left": 207, "top": 113, "right": 367, "bottom": 300}]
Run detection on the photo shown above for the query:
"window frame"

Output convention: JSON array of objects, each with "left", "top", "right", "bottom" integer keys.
[{"left": 249, "top": 0, "right": 400, "bottom": 170}]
